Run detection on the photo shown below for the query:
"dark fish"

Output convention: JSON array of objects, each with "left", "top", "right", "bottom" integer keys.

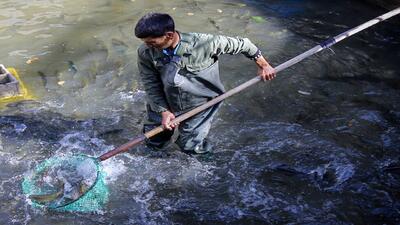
[
  {"left": 112, "top": 38, "right": 129, "bottom": 53},
  {"left": 208, "top": 18, "right": 220, "bottom": 30},
  {"left": 273, "top": 164, "right": 305, "bottom": 175},
  {"left": 97, "top": 128, "right": 124, "bottom": 137},
  {"left": 67, "top": 60, "right": 78, "bottom": 74},
  {"left": 383, "top": 165, "right": 400, "bottom": 173},
  {"left": 37, "top": 71, "right": 47, "bottom": 86}
]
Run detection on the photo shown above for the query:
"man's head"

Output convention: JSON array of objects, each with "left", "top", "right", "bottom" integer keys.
[{"left": 135, "top": 13, "right": 176, "bottom": 50}]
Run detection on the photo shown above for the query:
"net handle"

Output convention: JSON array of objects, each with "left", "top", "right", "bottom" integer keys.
[{"left": 98, "top": 7, "right": 400, "bottom": 162}]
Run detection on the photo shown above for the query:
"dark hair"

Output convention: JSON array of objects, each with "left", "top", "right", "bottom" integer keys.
[{"left": 134, "top": 13, "right": 175, "bottom": 38}]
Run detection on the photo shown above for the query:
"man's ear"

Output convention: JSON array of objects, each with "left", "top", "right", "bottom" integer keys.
[{"left": 165, "top": 31, "right": 174, "bottom": 39}]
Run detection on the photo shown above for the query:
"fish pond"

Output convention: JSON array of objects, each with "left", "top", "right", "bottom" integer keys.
[{"left": 0, "top": 0, "right": 399, "bottom": 224}]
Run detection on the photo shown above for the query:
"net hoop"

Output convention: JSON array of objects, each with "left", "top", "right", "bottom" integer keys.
[{"left": 22, "top": 154, "right": 109, "bottom": 212}]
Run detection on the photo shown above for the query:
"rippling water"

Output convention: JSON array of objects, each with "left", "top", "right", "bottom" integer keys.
[{"left": 0, "top": 0, "right": 399, "bottom": 224}]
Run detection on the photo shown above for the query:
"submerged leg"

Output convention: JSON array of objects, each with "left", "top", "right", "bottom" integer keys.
[
  {"left": 176, "top": 103, "right": 220, "bottom": 154},
  {"left": 143, "top": 105, "right": 174, "bottom": 150}
]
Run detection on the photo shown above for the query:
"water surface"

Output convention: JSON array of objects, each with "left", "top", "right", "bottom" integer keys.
[{"left": 0, "top": 0, "right": 399, "bottom": 224}]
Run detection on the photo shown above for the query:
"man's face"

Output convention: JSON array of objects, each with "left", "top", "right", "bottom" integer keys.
[{"left": 141, "top": 32, "right": 174, "bottom": 50}]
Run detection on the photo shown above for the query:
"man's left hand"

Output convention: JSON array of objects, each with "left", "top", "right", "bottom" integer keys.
[
  {"left": 258, "top": 64, "right": 276, "bottom": 81},
  {"left": 255, "top": 55, "right": 276, "bottom": 81}
]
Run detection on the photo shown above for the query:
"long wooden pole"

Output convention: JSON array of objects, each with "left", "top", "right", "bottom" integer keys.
[{"left": 99, "top": 7, "right": 400, "bottom": 161}]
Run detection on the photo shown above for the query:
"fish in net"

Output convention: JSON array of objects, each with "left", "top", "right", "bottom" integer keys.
[{"left": 22, "top": 154, "right": 109, "bottom": 212}]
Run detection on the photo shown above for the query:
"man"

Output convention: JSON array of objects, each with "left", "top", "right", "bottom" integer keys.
[{"left": 135, "top": 13, "right": 275, "bottom": 154}]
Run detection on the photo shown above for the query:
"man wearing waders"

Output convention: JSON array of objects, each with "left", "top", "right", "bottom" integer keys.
[{"left": 135, "top": 13, "right": 276, "bottom": 154}]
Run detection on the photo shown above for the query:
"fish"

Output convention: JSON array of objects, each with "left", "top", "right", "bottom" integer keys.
[
  {"left": 79, "top": 182, "right": 90, "bottom": 195},
  {"left": 272, "top": 164, "right": 306, "bottom": 176},
  {"left": 298, "top": 90, "right": 311, "bottom": 95},
  {"left": 29, "top": 182, "right": 65, "bottom": 204},
  {"left": 97, "top": 128, "right": 124, "bottom": 138},
  {"left": 37, "top": 71, "right": 47, "bottom": 86},
  {"left": 111, "top": 38, "right": 129, "bottom": 54},
  {"left": 208, "top": 18, "right": 221, "bottom": 31},
  {"left": 63, "top": 180, "right": 92, "bottom": 202},
  {"left": 67, "top": 60, "right": 78, "bottom": 74},
  {"left": 222, "top": 2, "right": 246, "bottom": 7}
]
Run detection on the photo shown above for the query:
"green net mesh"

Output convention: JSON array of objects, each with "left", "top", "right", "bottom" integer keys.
[{"left": 22, "top": 154, "right": 109, "bottom": 212}]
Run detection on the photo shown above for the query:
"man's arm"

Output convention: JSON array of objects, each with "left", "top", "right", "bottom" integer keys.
[
  {"left": 137, "top": 48, "right": 178, "bottom": 130},
  {"left": 137, "top": 48, "right": 169, "bottom": 113},
  {"left": 209, "top": 34, "right": 276, "bottom": 81}
]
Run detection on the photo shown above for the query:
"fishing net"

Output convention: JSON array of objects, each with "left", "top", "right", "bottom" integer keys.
[{"left": 22, "top": 154, "right": 109, "bottom": 212}]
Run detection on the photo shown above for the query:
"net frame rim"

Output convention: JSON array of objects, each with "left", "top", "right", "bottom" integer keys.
[{"left": 26, "top": 154, "right": 102, "bottom": 210}]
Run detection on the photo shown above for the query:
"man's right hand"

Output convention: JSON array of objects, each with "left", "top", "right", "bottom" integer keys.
[{"left": 161, "top": 111, "right": 178, "bottom": 130}]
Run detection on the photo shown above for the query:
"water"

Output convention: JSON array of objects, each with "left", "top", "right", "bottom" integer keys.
[{"left": 0, "top": 0, "right": 399, "bottom": 224}]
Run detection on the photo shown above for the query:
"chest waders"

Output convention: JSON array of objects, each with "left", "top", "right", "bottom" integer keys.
[{"left": 144, "top": 52, "right": 224, "bottom": 153}]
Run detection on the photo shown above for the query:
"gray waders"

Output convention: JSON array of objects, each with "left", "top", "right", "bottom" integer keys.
[{"left": 143, "top": 55, "right": 224, "bottom": 153}]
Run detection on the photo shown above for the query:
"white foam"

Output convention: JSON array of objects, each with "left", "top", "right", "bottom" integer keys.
[{"left": 102, "top": 157, "right": 128, "bottom": 183}]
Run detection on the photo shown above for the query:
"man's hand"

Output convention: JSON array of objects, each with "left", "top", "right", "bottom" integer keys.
[
  {"left": 258, "top": 64, "right": 276, "bottom": 81},
  {"left": 255, "top": 55, "right": 276, "bottom": 81},
  {"left": 161, "top": 111, "right": 178, "bottom": 130}
]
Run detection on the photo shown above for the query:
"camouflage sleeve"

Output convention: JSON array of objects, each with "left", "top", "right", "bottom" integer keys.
[
  {"left": 209, "top": 34, "right": 260, "bottom": 59},
  {"left": 137, "top": 47, "right": 169, "bottom": 113}
]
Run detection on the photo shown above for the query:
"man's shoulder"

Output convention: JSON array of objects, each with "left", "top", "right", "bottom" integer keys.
[
  {"left": 137, "top": 43, "right": 152, "bottom": 57},
  {"left": 181, "top": 32, "right": 216, "bottom": 42}
]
